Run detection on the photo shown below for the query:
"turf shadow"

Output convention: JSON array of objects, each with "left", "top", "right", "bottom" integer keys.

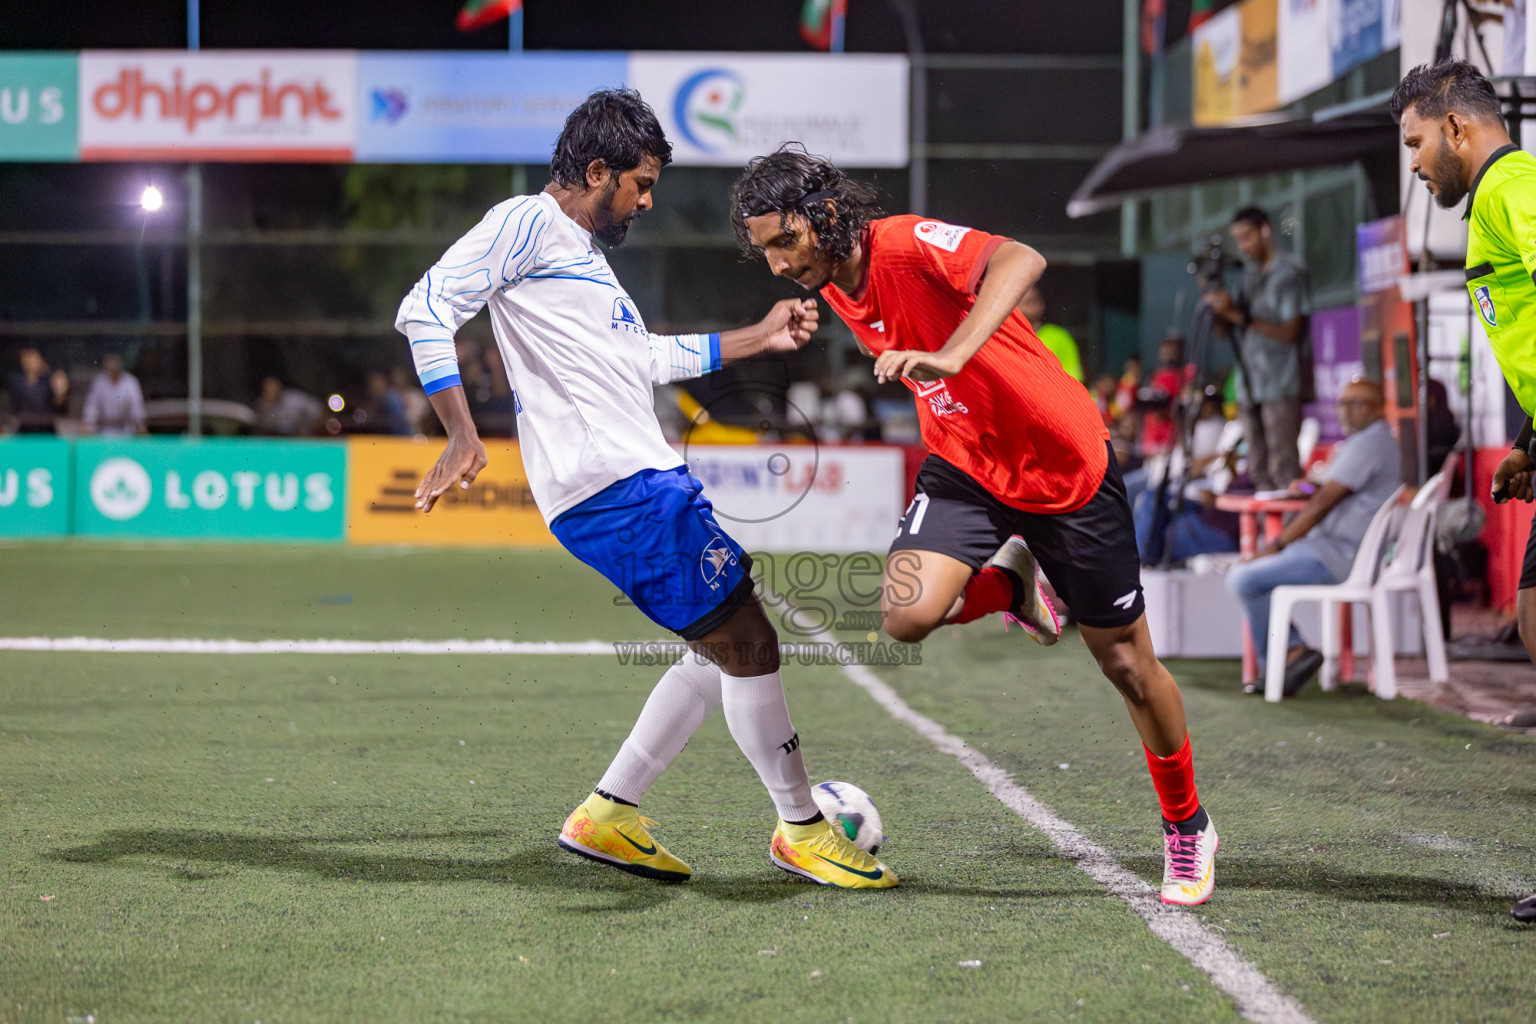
[
  {"left": 50, "top": 828, "right": 683, "bottom": 909},
  {"left": 1120, "top": 854, "right": 1515, "bottom": 912}
]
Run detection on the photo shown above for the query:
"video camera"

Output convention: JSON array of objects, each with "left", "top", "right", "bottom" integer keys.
[{"left": 1186, "top": 233, "right": 1241, "bottom": 289}]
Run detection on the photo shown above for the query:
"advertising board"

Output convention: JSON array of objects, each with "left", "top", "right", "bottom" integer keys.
[{"left": 73, "top": 438, "right": 346, "bottom": 540}]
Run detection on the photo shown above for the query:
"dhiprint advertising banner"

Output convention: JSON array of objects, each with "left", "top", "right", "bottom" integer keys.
[
  {"left": 3, "top": 51, "right": 910, "bottom": 167},
  {"left": 79, "top": 51, "right": 356, "bottom": 161}
]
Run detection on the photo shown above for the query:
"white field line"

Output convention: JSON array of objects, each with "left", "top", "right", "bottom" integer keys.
[
  {"left": 0, "top": 637, "right": 617, "bottom": 655},
  {"left": 0, "top": 637, "right": 862, "bottom": 657},
  {"left": 9, "top": 628, "right": 1310, "bottom": 1021},
  {"left": 828, "top": 653, "right": 1314, "bottom": 1024}
]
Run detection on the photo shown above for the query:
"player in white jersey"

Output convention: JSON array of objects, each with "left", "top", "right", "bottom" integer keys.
[{"left": 395, "top": 90, "right": 895, "bottom": 888}]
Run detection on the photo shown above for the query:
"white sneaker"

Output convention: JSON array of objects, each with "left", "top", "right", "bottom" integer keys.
[
  {"left": 986, "top": 536, "right": 1061, "bottom": 646},
  {"left": 1160, "top": 811, "right": 1217, "bottom": 906}
]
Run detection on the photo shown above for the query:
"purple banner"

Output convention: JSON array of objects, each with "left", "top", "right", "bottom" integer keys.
[{"left": 1305, "top": 305, "right": 1363, "bottom": 441}]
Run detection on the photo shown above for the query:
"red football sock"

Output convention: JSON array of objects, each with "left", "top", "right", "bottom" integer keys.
[
  {"left": 952, "top": 566, "right": 1016, "bottom": 624},
  {"left": 1144, "top": 734, "right": 1200, "bottom": 822}
]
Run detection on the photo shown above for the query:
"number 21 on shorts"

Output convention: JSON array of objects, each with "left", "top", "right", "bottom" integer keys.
[{"left": 901, "top": 492, "right": 930, "bottom": 536}]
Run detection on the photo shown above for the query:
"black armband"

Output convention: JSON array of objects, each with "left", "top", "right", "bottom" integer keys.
[{"left": 1516, "top": 417, "right": 1534, "bottom": 458}]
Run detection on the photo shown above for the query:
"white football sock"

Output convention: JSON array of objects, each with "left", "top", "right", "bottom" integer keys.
[
  {"left": 595, "top": 654, "right": 722, "bottom": 806},
  {"left": 720, "top": 669, "right": 820, "bottom": 823}
]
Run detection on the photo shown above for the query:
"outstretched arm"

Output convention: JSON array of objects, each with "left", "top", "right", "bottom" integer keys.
[
  {"left": 649, "top": 299, "right": 818, "bottom": 384},
  {"left": 873, "top": 240, "right": 1045, "bottom": 383}
]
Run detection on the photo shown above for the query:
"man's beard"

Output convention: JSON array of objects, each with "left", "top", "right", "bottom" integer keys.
[
  {"left": 596, "top": 214, "right": 635, "bottom": 246},
  {"left": 594, "top": 185, "right": 636, "bottom": 246},
  {"left": 1425, "top": 144, "right": 1469, "bottom": 209}
]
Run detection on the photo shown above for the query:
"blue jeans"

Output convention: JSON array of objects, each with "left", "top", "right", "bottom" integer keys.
[
  {"left": 1133, "top": 491, "right": 1240, "bottom": 564},
  {"left": 1224, "top": 545, "right": 1339, "bottom": 668}
]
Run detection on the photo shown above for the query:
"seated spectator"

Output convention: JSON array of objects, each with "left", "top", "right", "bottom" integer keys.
[
  {"left": 390, "top": 366, "right": 430, "bottom": 436},
  {"left": 81, "top": 354, "right": 146, "bottom": 437},
  {"left": 1425, "top": 377, "right": 1461, "bottom": 476},
  {"left": 357, "top": 370, "right": 410, "bottom": 436},
  {"left": 255, "top": 376, "right": 323, "bottom": 436},
  {"left": 6, "top": 347, "right": 56, "bottom": 433},
  {"left": 1134, "top": 394, "right": 1245, "bottom": 564},
  {"left": 1224, "top": 380, "right": 1400, "bottom": 697}
]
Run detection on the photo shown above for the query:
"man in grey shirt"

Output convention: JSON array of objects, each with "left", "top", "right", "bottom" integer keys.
[
  {"left": 1224, "top": 380, "right": 1401, "bottom": 696},
  {"left": 1206, "top": 205, "right": 1312, "bottom": 491},
  {"left": 81, "top": 354, "right": 146, "bottom": 437}
]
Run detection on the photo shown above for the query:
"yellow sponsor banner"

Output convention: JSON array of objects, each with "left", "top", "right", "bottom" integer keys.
[
  {"left": 1237, "top": 0, "right": 1278, "bottom": 117},
  {"left": 346, "top": 436, "right": 556, "bottom": 546},
  {"left": 1192, "top": 5, "right": 1239, "bottom": 126}
]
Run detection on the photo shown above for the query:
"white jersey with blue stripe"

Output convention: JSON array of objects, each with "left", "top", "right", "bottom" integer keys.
[{"left": 395, "top": 191, "right": 721, "bottom": 523}]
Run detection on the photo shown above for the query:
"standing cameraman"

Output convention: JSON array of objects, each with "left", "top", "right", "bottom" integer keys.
[{"left": 1204, "top": 206, "right": 1312, "bottom": 492}]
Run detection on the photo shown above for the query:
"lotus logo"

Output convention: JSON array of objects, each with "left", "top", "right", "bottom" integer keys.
[
  {"left": 673, "top": 68, "right": 744, "bottom": 153},
  {"left": 371, "top": 88, "right": 408, "bottom": 124},
  {"left": 90, "top": 457, "right": 152, "bottom": 521}
]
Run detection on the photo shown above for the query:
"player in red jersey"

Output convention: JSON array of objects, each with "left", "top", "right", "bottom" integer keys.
[{"left": 730, "top": 147, "right": 1216, "bottom": 905}]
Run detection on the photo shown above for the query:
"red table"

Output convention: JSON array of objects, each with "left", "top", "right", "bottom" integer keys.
[{"left": 1213, "top": 494, "right": 1326, "bottom": 684}]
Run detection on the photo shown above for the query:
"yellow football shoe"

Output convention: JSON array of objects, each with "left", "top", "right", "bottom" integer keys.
[
  {"left": 769, "top": 818, "right": 898, "bottom": 888},
  {"left": 558, "top": 792, "right": 691, "bottom": 882}
]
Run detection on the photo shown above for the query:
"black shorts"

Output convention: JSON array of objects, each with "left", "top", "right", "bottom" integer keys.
[
  {"left": 888, "top": 443, "right": 1145, "bottom": 629},
  {"left": 1520, "top": 511, "right": 1536, "bottom": 592}
]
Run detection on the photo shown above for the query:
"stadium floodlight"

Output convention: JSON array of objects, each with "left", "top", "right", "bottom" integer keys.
[{"left": 140, "top": 185, "right": 164, "bottom": 212}]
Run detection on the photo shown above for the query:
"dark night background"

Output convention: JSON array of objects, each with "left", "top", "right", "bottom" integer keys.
[{"left": 0, "top": 2, "right": 1130, "bottom": 430}]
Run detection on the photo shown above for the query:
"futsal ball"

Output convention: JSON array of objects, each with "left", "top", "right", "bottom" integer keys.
[{"left": 812, "top": 780, "right": 884, "bottom": 854}]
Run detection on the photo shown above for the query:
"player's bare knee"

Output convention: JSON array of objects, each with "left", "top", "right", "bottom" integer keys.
[
  {"left": 881, "top": 604, "right": 939, "bottom": 644},
  {"left": 1096, "top": 646, "right": 1156, "bottom": 703}
]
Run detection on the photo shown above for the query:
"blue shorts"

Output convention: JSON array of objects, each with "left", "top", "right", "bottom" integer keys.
[{"left": 551, "top": 466, "right": 755, "bottom": 640}]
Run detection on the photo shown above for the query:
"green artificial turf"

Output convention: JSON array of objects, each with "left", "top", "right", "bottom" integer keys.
[{"left": 1, "top": 542, "right": 1533, "bottom": 1023}]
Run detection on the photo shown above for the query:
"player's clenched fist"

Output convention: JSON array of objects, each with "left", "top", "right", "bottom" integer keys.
[{"left": 759, "top": 298, "right": 819, "bottom": 354}]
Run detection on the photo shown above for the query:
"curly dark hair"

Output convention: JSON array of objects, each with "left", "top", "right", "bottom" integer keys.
[
  {"left": 550, "top": 88, "right": 673, "bottom": 190},
  {"left": 1390, "top": 58, "right": 1504, "bottom": 126},
  {"left": 728, "top": 145, "right": 883, "bottom": 263}
]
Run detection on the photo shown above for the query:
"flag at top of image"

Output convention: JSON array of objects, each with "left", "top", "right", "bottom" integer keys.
[
  {"left": 800, "top": 0, "right": 847, "bottom": 52},
  {"left": 458, "top": 0, "right": 521, "bottom": 32}
]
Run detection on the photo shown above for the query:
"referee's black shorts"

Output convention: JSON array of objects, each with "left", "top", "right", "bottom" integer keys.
[
  {"left": 1519, "top": 509, "right": 1536, "bottom": 591},
  {"left": 887, "top": 442, "right": 1145, "bottom": 629}
]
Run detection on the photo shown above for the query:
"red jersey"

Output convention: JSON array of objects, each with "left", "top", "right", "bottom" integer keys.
[{"left": 821, "top": 216, "right": 1110, "bottom": 514}]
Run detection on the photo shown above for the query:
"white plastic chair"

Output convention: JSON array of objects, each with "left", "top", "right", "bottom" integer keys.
[
  {"left": 1263, "top": 486, "right": 1405, "bottom": 702},
  {"left": 1368, "top": 471, "right": 1450, "bottom": 690}
]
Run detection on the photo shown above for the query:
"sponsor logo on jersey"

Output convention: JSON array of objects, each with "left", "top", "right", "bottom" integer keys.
[
  {"left": 913, "top": 220, "right": 971, "bottom": 252},
  {"left": 907, "top": 378, "right": 969, "bottom": 417},
  {"left": 1475, "top": 285, "right": 1497, "bottom": 328},
  {"left": 611, "top": 296, "right": 645, "bottom": 335},
  {"left": 869, "top": 320, "right": 884, "bottom": 332},
  {"left": 673, "top": 68, "right": 745, "bottom": 153}
]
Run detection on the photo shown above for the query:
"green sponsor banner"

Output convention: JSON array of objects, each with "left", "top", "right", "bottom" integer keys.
[
  {"left": 0, "top": 437, "right": 71, "bottom": 536},
  {"left": 0, "top": 53, "right": 79, "bottom": 161},
  {"left": 74, "top": 438, "right": 346, "bottom": 541}
]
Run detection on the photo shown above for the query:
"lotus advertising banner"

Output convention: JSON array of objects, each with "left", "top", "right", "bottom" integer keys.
[
  {"left": 0, "top": 438, "right": 71, "bottom": 536},
  {"left": 78, "top": 51, "right": 356, "bottom": 161},
  {"left": 0, "top": 53, "right": 78, "bottom": 160},
  {"left": 73, "top": 438, "right": 346, "bottom": 541},
  {"left": 628, "top": 53, "right": 909, "bottom": 168},
  {"left": 354, "top": 52, "right": 626, "bottom": 163}
]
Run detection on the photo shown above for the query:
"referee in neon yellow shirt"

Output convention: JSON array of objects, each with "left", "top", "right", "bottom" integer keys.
[{"left": 1394, "top": 57, "right": 1536, "bottom": 924}]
